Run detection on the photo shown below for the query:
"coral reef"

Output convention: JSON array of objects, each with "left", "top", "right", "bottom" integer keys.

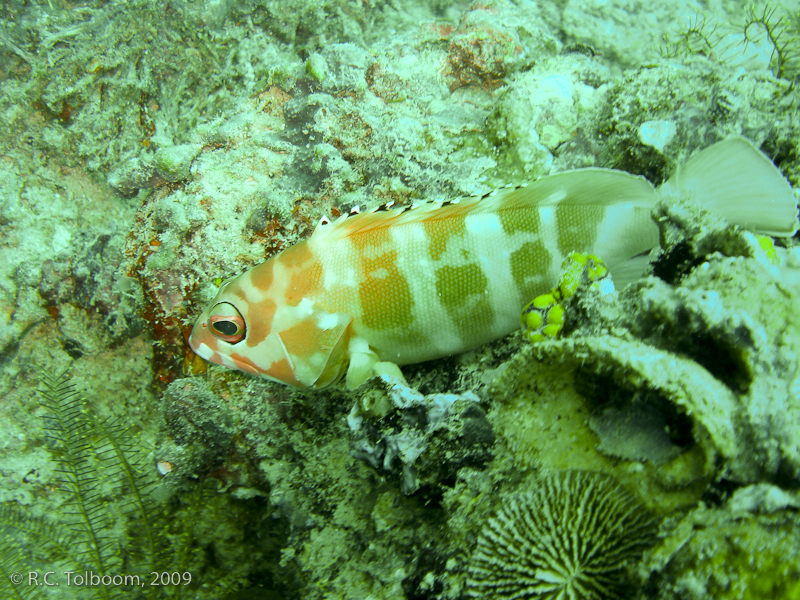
[
  {"left": 157, "top": 374, "right": 453, "bottom": 598},
  {"left": 471, "top": 155, "right": 800, "bottom": 597},
  {"left": 1, "top": 0, "right": 800, "bottom": 598},
  {"left": 524, "top": 199, "right": 800, "bottom": 486}
]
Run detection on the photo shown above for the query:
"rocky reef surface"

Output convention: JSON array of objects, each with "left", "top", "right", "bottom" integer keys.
[{"left": 1, "top": 0, "right": 799, "bottom": 598}]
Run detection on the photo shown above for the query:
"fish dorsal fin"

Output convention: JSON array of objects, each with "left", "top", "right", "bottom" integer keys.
[
  {"left": 311, "top": 167, "right": 658, "bottom": 242},
  {"left": 659, "top": 137, "right": 799, "bottom": 237},
  {"left": 490, "top": 168, "right": 657, "bottom": 211}
]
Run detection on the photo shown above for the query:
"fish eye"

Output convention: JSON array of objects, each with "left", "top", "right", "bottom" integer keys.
[{"left": 208, "top": 302, "right": 246, "bottom": 343}]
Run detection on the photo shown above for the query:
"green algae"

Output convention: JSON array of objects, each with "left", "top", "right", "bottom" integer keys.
[{"left": 644, "top": 492, "right": 800, "bottom": 600}]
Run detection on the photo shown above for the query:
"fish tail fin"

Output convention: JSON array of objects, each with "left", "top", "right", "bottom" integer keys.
[{"left": 659, "top": 137, "right": 799, "bottom": 237}]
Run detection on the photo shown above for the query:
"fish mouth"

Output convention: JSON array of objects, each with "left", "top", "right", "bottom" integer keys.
[
  {"left": 188, "top": 321, "right": 218, "bottom": 363},
  {"left": 189, "top": 338, "right": 216, "bottom": 362},
  {"left": 189, "top": 334, "right": 263, "bottom": 377}
]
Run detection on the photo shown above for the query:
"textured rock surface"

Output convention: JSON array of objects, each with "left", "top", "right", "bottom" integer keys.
[{"left": 1, "top": 0, "right": 799, "bottom": 598}]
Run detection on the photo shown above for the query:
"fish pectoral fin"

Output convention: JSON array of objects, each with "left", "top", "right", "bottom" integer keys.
[
  {"left": 345, "top": 338, "right": 378, "bottom": 389},
  {"left": 373, "top": 361, "right": 407, "bottom": 386},
  {"left": 345, "top": 337, "right": 407, "bottom": 389}
]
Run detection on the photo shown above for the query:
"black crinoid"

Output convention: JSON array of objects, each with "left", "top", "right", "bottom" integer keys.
[
  {"left": 0, "top": 370, "right": 167, "bottom": 600},
  {"left": 465, "top": 470, "right": 659, "bottom": 600},
  {"left": 743, "top": 3, "right": 799, "bottom": 79}
]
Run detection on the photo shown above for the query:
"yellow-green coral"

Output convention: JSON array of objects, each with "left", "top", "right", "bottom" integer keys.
[
  {"left": 520, "top": 252, "right": 611, "bottom": 343},
  {"left": 754, "top": 234, "right": 779, "bottom": 264}
]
